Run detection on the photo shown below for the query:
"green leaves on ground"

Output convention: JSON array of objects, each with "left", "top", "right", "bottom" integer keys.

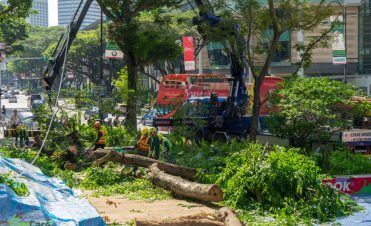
[
  {"left": 217, "top": 143, "right": 360, "bottom": 223},
  {"left": 0, "top": 173, "right": 29, "bottom": 196}
]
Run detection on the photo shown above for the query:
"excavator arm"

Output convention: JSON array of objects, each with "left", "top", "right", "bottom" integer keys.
[
  {"left": 42, "top": 0, "right": 94, "bottom": 91},
  {"left": 193, "top": 0, "right": 248, "bottom": 118}
]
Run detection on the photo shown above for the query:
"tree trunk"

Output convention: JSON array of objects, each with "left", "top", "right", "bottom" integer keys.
[
  {"left": 217, "top": 207, "right": 242, "bottom": 226},
  {"left": 249, "top": 78, "right": 262, "bottom": 141},
  {"left": 135, "top": 219, "right": 223, "bottom": 226},
  {"left": 91, "top": 149, "right": 197, "bottom": 180},
  {"left": 148, "top": 163, "right": 223, "bottom": 202},
  {"left": 125, "top": 51, "right": 138, "bottom": 129},
  {"left": 136, "top": 213, "right": 223, "bottom": 226}
]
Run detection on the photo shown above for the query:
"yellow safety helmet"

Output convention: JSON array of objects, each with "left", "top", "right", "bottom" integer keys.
[
  {"left": 142, "top": 127, "right": 149, "bottom": 135},
  {"left": 93, "top": 121, "right": 101, "bottom": 129}
]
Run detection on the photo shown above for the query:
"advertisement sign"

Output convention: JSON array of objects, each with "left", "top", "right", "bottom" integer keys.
[
  {"left": 342, "top": 130, "right": 371, "bottom": 143},
  {"left": 182, "top": 36, "right": 195, "bottom": 71},
  {"left": 330, "top": 15, "right": 347, "bottom": 65},
  {"left": 323, "top": 176, "right": 371, "bottom": 195},
  {"left": 105, "top": 42, "right": 123, "bottom": 60}
]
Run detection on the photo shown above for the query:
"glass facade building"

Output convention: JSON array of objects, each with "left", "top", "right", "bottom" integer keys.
[
  {"left": 58, "top": 0, "right": 101, "bottom": 30},
  {"left": 359, "top": 0, "right": 371, "bottom": 74}
]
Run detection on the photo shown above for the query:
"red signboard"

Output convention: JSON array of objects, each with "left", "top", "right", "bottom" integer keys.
[
  {"left": 323, "top": 175, "right": 371, "bottom": 195},
  {"left": 182, "top": 36, "right": 195, "bottom": 71}
]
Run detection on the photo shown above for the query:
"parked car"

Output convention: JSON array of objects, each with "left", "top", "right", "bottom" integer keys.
[
  {"left": 142, "top": 110, "right": 157, "bottom": 126},
  {"left": 12, "top": 89, "right": 20, "bottom": 95},
  {"left": 4, "top": 92, "right": 12, "bottom": 99},
  {"left": 8, "top": 95, "right": 17, "bottom": 103},
  {"left": 84, "top": 106, "right": 99, "bottom": 120},
  {"left": 19, "top": 111, "right": 38, "bottom": 130},
  {"left": 29, "top": 94, "right": 44, "bottom": 109}
]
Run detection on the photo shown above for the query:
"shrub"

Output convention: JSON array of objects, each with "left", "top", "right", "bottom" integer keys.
[
  {"left": 328, "top": 148, "right": 371, "bottom": 175},
  {"left": 217, "top": 143, "right": 360, "bottom": 223}
]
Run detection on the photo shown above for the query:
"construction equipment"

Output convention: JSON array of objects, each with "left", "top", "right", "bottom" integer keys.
[
  {"left": 42, "top": 0, "right": 94, "bottom": 91},
  {"left": 154, "top": 0, "right": 263, "bottom": 141}
]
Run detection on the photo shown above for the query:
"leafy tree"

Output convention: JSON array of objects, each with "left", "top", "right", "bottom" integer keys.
[
  {"left": 0, "top": 0, "right": 32, "bottom": 51},
  {"left": 211, "top": 0, "right": 334, "bottom": 141},
  {"left": 65, "top": 27, "right": 124, "bottom": 93},
  {"left": 96, "top": 0, "right": 182, "bottom": 128},
  {"left": 8, "top": 26, "right": 65, "bottom": 89},
  {"left": 0, "top": 0, "right": 32, "bottom": 21},
  {"left": 146, "top": 10, "right": 205, "bottom": 76},
  {"left": 267, "top": 77, "right": 369, "bottom": 169}
]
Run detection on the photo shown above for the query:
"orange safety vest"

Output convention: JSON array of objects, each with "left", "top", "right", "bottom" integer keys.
[
  {"left": 96, "top": 130, "right": 106, "bottom": 145},
  {"left": 138, "top": 135, "right": 150, "bottom": 152}
]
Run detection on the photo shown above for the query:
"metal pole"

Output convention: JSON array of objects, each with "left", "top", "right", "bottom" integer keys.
[
  {"left": 99, "top": 9, "right": 104, "bottom": 123},
  {"left": 343, "top": 2, "right": 347, "bottom": 83},
  {"left": 198, "top": 47, "right": 203, "bottom": 74},
  {"left": 326, "top": 0, "right": 347, "bottom": 83},
  {"left": 297, "top": 29, "right": 304, "bottom": 77}
]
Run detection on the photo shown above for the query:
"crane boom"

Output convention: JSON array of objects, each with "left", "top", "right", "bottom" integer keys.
[
  {"left": 193, "top": 0, "right": 248, "bottom": 120},
  {"left": 42, "top": 0, "right": 94, "bottom": 91}
]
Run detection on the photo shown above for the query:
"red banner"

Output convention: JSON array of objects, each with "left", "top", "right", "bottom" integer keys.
[{"left": 182, "top": 36, "right": 195, "bottom": 71}]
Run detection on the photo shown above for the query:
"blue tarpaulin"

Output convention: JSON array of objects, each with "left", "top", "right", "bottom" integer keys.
[
  {"left": 0, "top": 157, "right": 105, "bottom": 225},
  {"left": 336, "top": 195, "right": 371, "bottom": 226}
]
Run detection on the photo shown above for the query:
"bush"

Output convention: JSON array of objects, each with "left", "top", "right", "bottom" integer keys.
[
  {"left": 217, "top": 143, "right": 360, "bottom": 223},
  {"left": 328, "top": 148, "right": 371, "bottom": 175}
]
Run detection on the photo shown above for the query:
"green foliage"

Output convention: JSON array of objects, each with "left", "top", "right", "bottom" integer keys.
[
  {"left": 105, "top": 125, "right": 138, "bottom": 147},
  {"left": 217, "top": 143, "right": 360, "bottom": 223},
  {"left": 0, "top": 173, "right": 29, "bottom": 196},
  {"left": 327, "top": 148, "right": 371, "bottom": 175},
  {"left": 92, "top": 179, "right": 171, "bottom": 202},
  {"left": 268, "top": 77, "right": 362, "bottom": 152},
  {"left": 80, "top": 163, "right": 129, "bottom": 189},
  {"left": 0, "top": 0, "right": 32, "bottom": 21},
  {"left": 0, "top": 146, "right": 55, "bottom": 176},
  {"left": 7, "top": 26, "right": 65, "bottom": 83}
]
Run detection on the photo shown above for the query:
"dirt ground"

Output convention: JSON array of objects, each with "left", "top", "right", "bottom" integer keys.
[{"left": 83, "top": 192, "right": 220, "bottom": 225}]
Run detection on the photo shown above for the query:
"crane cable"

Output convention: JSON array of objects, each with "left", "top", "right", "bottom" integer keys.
[{"left": 18, "top": 25, "right": 71, "bottom": 176}]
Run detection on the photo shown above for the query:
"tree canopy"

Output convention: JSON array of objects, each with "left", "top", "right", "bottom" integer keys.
[{"left": 96, "top": 0, "right": 183, "bottom": 128}]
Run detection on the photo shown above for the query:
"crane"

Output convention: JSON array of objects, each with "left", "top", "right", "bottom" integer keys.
[
  {"left": 192, "top": 0, "right": 251, "bottom": 138},
  {"left": 42, "top": 0, "right": 94, "bottom": 91}
]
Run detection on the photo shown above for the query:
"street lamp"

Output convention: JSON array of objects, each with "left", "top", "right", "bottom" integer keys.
[{"left": 326, "top": 0, "right": 347, "bottom": 83}]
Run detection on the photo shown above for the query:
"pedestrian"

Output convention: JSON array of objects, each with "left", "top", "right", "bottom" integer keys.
[
  {"left": 148, "top": 128, "right": 160, "bottom": 160},
  {"left": 10, "top": 109, "right": 21, "bottom": 146},
  {"left": 93, "top": 121, "right": 106, "bottom": 151}
]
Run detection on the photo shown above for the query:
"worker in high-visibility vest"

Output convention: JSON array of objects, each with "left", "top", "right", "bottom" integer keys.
[
  {"left": 93, "top": 121, "right": 106, "bottom": 150},
  {"left": 137, "top": 127, "right": 150, "bottom": 156},
  {"left": 158, "top": 133, "right": 173, "bottom": 162},
  {"left": 148, "top": 128, "right": 160, "bottom": 160}
]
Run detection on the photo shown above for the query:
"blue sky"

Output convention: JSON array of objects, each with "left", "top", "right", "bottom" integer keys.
[{"left": 48, "top": 0, "right": 58, "bottom": 26}]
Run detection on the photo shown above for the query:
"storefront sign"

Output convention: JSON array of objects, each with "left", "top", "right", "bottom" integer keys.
[
  {"left": 182, "top": 36, "right": 195, "bottom": 71},
  {"left": 330, "top": 15, "right": 347, "bottom": 65},
  {"left": 342, "top": 130, "right": 371, "bottom": 143}
]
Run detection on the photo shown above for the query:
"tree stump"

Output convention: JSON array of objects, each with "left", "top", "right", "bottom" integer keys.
[{"left": 217, "top": 207, "right": 242, "bottom": 226}]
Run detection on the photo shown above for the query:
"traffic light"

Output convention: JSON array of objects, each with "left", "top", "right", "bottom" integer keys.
[
  {"left": 42, "top": 55, "right": 48, "bottom": 61},
  {"left": 2, "top": 105, "right": 5, "bottom": 116}
]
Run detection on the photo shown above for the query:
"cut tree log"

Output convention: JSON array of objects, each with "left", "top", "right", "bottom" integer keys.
[
  {"left": 148, "top": 163, "right": 223, "bottom": 202},
  {"left": 135, "top": 213, "right": 223, "bottom": 226},
  {"left": 91, "top": 149, "right": 197, "bottom": 180},
  {"left": 217, "top": 207, "right": 242, "bottom": 226}
]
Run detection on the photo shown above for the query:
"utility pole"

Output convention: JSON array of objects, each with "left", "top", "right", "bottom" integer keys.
[
  {"left": 297, "top": 29, "right": 304, "bottom": 77},
  {"left": 0, "top": 43, "right": 5, "bottom": 121}
]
